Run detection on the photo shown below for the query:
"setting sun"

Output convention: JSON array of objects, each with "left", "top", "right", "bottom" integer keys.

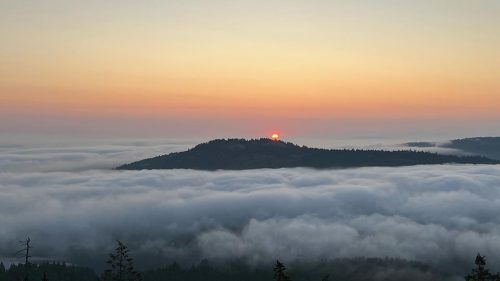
[{"left": 271, "top": 133, "right": 279, "bottom": 141}]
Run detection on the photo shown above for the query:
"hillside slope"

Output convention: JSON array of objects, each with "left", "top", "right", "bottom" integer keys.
[{"left": 117, "top": 138, "right": 499, "bottom": 170}]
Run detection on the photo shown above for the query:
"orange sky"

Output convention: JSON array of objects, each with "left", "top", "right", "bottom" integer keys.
[{"left": 1, "top": 1, "right": 499, "bottom": 138}]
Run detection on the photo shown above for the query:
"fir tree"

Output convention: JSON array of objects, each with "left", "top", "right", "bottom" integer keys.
[
  {"left": 273, "top": 260, "right": 291, "bottom": 281},
  {"left": 465, "top": 253, "right": 499, "bottom": 281},
  {"left": 0, "top": 262, "right": 5, "bottom": 274},
  {"left": 102, "top": 240, "right": 142, "bottom": 281}
]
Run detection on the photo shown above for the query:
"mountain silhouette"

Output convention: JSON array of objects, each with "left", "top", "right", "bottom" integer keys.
[
  {"left": 445, "top": 137, "right": 500, "bottom": 160},
  {"left": 117, "top": 138, "right": 499, "bottom": 170},
  {"left": 404, "top": 137, "right": 500, "bottom": 160}
]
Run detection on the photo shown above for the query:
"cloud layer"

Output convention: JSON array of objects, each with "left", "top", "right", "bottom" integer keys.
[
  {"left": 0, "top": 139, "right": 194, "bottom": 172},
  {"left": 1, "top": 164, "right": 500, "bottom": 276}
]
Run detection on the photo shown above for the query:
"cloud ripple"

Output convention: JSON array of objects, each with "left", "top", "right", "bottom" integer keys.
[{"left": 1, "top": 165, "right": 500, "bottom": 276}]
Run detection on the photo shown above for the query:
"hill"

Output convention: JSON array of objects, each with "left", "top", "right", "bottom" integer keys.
[
  {"left": 404, "top": 137, "right": 500, "bottom": 160},
  {"left": 117, "top": 138, "right": 499, "bottom": 170},
  {"left": 444, "top": 137, "right": 500, "bottom": 160}
]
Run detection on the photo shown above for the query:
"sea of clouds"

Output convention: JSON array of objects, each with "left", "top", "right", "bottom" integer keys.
[
  {"left": 1, "top": 140, "right": 499, "bottom": 277},
  {"left": 0, "top": 138, "right": 195, "bottom": 172}
]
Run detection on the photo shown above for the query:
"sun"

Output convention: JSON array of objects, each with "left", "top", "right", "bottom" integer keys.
[{"left": 271, "top": 133, "right": 279, "bottom": 141}]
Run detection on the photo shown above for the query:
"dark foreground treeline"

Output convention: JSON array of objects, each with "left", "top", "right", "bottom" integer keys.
[
  {"left": 0, "top": 257, "right": 454, "bottom": 281},
  {"left": 0, "top": 263, "right": 97, "bottom": 281},
  {"left": 1, "top": 239, "right": 495, "bottom": 281},
  {"left": 142, "top": 258, "right": 455, "bottom": 281}
]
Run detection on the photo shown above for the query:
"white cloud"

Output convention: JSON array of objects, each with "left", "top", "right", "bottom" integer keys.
[
  {"left": 1, "top": 164, "right": 500, "bottom": 276},
  {"left": 0, "top": 139, "right": 194, "bottom": 172}
]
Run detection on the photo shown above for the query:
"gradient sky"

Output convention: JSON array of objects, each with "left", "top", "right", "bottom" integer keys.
[{"left": 1, "top": 0, "right": 499, "bottom": 139}]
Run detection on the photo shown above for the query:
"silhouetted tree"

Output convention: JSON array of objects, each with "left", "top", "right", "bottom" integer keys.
[
  {"left": 273, "top": 260, "right": 291, "bottom": 281},
  {"left": 17, "top": 237, "right": 32, "bottom": 266},
  {"left": 41, "top": 272, "right": 48, "bottom": 281},
  {"left": 102, "top": 240, "right": 142, "bottom": 281},
  {"left": 465, "top": 253, "right": 499, "bottom": 281},
  {"left": 321, "top": 274, "right": 330, "bottom": 281},
  {"left": 16, "top": 237, "right": 32, "bottom": 281}
]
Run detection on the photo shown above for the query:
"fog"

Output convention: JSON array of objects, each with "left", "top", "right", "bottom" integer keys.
[
  {"left": 1, "top": 139, "right": 499, "bottom": 278},
  {"left": 1, "top": 147, "right": 500, "bottom": 276},
  {"left": 0, "top": 136, "right": 466, "bottom": 173},
  {"left": 0, "top": 139, "right": 195, "bottom": 172}
]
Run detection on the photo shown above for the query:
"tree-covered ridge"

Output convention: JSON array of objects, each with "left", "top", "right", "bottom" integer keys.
[
  {"left": 446, "top": 137, "right": 500, "bottom": 161},
  {"left": 140, "top": 257, "right": 455, "bottom": 281},
  {"left": 117, "top": 138, "right": 499, "bottom": 170},
  {"left": 404, "top": 137, "right": 500, "bottom": 161},
  {"left": 0, "top": 257, "right": 453, "bottom": 281},
  {"left": 0, "top": 242, "right": 493, "bottom": 281},
  {"left": 0, "top": 262, "right": 98, "bottom": 281}
]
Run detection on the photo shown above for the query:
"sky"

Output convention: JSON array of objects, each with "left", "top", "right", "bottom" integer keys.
[{"left": 1, "top": 0, "right": 499, "bottom": 139}]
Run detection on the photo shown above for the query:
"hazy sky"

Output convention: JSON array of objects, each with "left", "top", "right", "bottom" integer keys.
[{"left": 1, "top": 1, "right": 499, "bottom": 139}]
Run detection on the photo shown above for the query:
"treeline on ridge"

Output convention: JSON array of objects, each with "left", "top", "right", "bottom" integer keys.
[{"left": 117, "top": 138, "right": 499, "bottom": 170}]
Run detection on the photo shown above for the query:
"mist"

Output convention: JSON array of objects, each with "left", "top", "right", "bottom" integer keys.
[
  {"left": 1, "top": 152, "right": 500, "bottom": 277},
  {"left": 0, "top": 139, "right": 196, "bottom": 172}
]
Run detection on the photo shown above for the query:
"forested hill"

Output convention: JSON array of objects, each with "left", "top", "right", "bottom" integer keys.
[
  {"left": 445, "top": 137, "right": 500, "bottom": 160},
  {"left": 117, "top": 138, "right": 499, "bottom": 170},
  {"left": 404, "top": 137, "right": 500, "bottom": 161}
]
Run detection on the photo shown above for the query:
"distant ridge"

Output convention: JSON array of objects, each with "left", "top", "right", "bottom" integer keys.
[
  {"left": 117, "top": 138, "right": 499, "bottom": 170},
  {"left": 404, "top": 137, "right": 500, "bottom": 161}
]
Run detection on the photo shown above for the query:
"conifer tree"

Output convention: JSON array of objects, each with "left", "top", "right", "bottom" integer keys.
[
  {"left": 102, "top": 240, "right": 142, "bottom": 281},
  {"left": 465, "top": 253, "right": 499, "bottom": 281},
  {"left": 273, "top": 260, "right": 291, "bottom": 281}
]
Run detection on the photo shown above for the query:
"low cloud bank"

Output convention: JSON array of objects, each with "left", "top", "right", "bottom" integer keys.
[
  {"left": 0, "top": 139, "right": 194, "bottom": 172},
  {"left": 1, "top": 165, "right": 500, "bottom": 276},
  {"left": 0, "top": 137, "right": 471, "bottom": 173}
]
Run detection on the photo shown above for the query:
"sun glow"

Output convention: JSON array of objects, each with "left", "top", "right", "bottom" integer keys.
[{"left": 271, "top": 133, "right": 279, "bottom": 141}]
